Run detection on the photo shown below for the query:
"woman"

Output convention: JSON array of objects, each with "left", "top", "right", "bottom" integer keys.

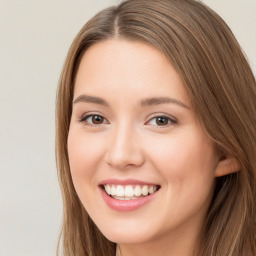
[{"left": 56, "top": 0, "right": 256, "bottom": 255}]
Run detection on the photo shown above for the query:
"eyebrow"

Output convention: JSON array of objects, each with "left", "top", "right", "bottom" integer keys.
[
  {"left": 73, "top": 95, "right": 109, "bottom": 106},
  {"left": 141, "top": 97, "right": 190, "bottom": 109},
  {"left": 73, "top": 94, "right": 189, "bottom": 109}
]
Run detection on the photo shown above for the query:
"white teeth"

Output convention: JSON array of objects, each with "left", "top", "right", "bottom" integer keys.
[
  {"left": 149, "top": 185, "right": 154, "bottom": 194},
  {"left": 116, "top": 185, "right": 125, "bottom": 197},
  {"left": 106, "top": 184, "right": 111, "bottom": 195},
  {"left": 110, "top": 186, "right": 116, "bottom": 196},
  {"left": 104, "top": 184, "right": 159, "bottom": 199},
  {"left": 141, "top": 185, "right": 148, "bottom": 196},
  {"left": 112, "top": 196, "right": 137, "bottom": 200},
  {"left": 125, "top": 185, "right": 134, "bottom": 197},
  {"left": 134, "top": 185, "right": 142, "bottom": 196}
]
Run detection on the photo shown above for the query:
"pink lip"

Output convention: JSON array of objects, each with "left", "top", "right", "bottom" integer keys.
[
  {"left": 99, "top": 179, "right": 160, "bottom": 212},
  {"left": 100, "top": 189, "right": 158, "bottom": 212}
]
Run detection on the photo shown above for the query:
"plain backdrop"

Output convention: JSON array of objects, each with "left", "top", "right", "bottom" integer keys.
[{"left": 0, "top": 1, "right": 255, "bottom": 255}]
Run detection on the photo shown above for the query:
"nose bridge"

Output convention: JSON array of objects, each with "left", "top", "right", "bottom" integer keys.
[{"left": 105, "top": 121, "right": 144, "bottom": 169}]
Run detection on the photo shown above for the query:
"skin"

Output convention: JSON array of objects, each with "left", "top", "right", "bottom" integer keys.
[{"left": 68, "top": 39, "right": 228, "bottom": 256}]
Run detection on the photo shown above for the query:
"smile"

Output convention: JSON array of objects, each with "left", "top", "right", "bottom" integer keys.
[
  {"left": 103, "top": 184, "right": 159, "bottom": 200},
  {"left": 99, "top": 180, "right": 160, "bottom": 211}
]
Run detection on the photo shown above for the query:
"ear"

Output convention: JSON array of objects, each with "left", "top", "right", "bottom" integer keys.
[{"left": 215, "top": 157, "right": 241, "bottom": 177}]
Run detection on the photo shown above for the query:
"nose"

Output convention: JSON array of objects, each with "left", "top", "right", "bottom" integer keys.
[{"left": 104, "top": 124, "right": 145, "bottom": 169}]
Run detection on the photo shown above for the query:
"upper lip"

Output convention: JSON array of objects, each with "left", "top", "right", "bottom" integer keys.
[{"left": 99, "top": 178, "right": 160, "bottom": 186}]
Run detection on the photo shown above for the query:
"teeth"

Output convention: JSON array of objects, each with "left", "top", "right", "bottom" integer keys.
[
  {"left": 112, "top": 196, "right": 137, "bottom": 200},
  {"left": 149, "top": 185, "right": 154, "bottom": 194},
  {"left": 104, "top": 184, "right": 158, "bottom": 199},
  {"left": 134, "top": 185, "right": 142, "bottom": 196},
  {"left": 125, "top": 186, "right": 134, "bottom": 197},
  {"left": 141, "top": 185, "right": 148, "bottom": 196},
  {"left": 110, "top": 186, "right": 116, "bottom": 196},
  {"left": 105, "top": 184, "right": 111, "bottom": 195},
  {"left": 116, "top": 185, "right": 124, "bottom": 197}
]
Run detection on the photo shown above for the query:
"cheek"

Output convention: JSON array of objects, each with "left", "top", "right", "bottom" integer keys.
[
  {"left": 67, "top": 129, "right": 107, "bottom": 212},
  {"left": 148, "top": 132, "right": 217, "bottom": 224},
  {"left": 147, "top": 129, "right": 217, "bottom": 192},
  {"left": 67, "top": 129, "right": 105, "bottom": 183}
]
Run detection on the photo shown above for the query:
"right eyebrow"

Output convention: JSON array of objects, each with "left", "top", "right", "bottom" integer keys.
[{"left": 73, "top": 94, "right": 109, "bottom": 106}]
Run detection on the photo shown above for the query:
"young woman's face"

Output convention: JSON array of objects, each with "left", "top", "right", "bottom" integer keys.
[{"left": 68, "top": 39, "right": 219, "bottom": 246}]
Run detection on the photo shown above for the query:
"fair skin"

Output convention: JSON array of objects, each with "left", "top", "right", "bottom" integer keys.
[{"left": 68, "top": 39, "right": 235, "bottom": 256}]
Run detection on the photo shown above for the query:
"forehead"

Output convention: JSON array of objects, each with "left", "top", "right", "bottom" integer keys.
[{"left": 74, "top": 39, "right": 190, "bottom": 106}]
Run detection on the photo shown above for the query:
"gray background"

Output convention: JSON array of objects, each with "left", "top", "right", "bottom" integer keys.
[{"left": 0, "top": 0, "right": 255, "bottom": 255}]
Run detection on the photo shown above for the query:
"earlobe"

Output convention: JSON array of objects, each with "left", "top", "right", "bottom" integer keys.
[{"left": 215, "top": 157, "right": 241, "bottom": 177}]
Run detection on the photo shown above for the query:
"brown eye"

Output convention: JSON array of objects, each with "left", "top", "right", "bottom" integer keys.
[
  {"left": 80, "top": 114, "right": 108, "bottom": 125},
  {"left": 147, "top": 115, "right": 177, "bottom": 127},
  {"left": 92, "top": 115, "right": 104, "bottom": 124},
  {"left": 156, "top": 116, "right": 169, "bottom": 126}
]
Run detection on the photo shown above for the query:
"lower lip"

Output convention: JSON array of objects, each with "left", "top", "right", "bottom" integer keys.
[{"left": 100, "top": 188, "right": 158, "bottom": 212}]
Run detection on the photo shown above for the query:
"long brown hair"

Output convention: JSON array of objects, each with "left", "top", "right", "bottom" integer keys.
[{"left": 56, "top": 0, "right": 256, "bottom": 255}]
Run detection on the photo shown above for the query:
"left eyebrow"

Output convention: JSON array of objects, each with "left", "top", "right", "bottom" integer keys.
[
  {"left": 140, "top": 97, "right": 190, "bottom": 109},
  {"left": 73, "top": 94, "right": 109, "bottom": 106}
]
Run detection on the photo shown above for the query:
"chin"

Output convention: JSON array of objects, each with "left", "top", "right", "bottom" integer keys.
[
  {"left": 97, "top": 222, "right": 156, "bottom": 244},
  {"left": 105, "top": 232, "right": 153, "bottom": 245}
]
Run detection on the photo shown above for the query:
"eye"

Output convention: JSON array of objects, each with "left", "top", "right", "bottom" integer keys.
[
  {"left": 80, "top": 114, "right": 109, "bottom": 125},
  {"left": 147, "top": 115, "right": 176, "bottom": 126}
]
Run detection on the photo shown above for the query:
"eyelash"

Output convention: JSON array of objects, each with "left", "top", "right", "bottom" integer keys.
[{"left": 79, "top": 114, "right": 177, "bottom": 127}]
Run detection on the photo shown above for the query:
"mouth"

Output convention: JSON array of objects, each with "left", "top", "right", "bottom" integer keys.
[{"left": 100, "top": 184, "right": 161, "bottom": 201}]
